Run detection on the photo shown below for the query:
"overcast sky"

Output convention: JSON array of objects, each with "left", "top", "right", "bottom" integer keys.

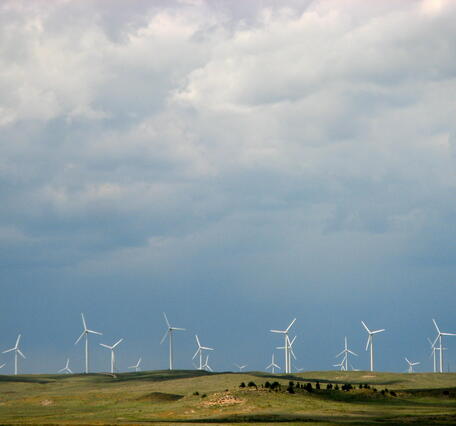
[{"left": 1, "top": 0, "right": 456, "bottom": 374}]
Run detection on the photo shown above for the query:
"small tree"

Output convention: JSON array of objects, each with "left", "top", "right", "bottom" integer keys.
[{"left": 316, "top": 381, "right": 320, "bottom": 390}]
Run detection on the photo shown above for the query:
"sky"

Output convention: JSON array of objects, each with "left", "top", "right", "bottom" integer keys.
[{"left": 1, "top": 0, "right": 456, "bottom": 374}]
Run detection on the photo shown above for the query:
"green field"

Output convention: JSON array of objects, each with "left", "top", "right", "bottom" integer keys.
[{"left": 0, "top": 370, "right": 455, "bottom": 425}]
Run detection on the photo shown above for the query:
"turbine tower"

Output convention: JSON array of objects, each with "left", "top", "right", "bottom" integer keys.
[
  {"left": 405, "top": 357, "right": 420, "bottom": 373},
  {"left": 432, "top": 319, "right": 456, "bottom": 373},
  {"left": 192, "top": 335, "right": 214, "bottom": 370},
  {"left": 361, "top": 321, "right": 385, "bottom": 372},
  {"left": 2, "top": 334, "right": 25, "bottom": 375},
  {"left": 234, "top": 363, "right": 248, "bottom": 372},
  {"left": 100, "top": 338, "right": 124, "bottom": 374},
  {"left": 75, "top": 313, "right": 102, "bottom": 374},
  {"left": 270, "top": 318, "right": 296, "bottom": 374},
  {"left": 276, "top": 335, "right": 297, "bottom": 373},
  {"left": 160, "top": 312, "right": 185, "bottom": 370},
  {"left": 129, "top": 358, "right": 142, "bottom": 372},
  {"left": 335, "top": 337, "right": 358, "bottom": 372},
  {"left": 58, "top": 358, "right": 73, "bottom": 374},
  {"left": 266, "top": 353, "right": 280, "bottom": 374}
]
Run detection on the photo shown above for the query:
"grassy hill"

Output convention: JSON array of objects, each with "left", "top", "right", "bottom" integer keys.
[{"left": 0, "top": 370, "right": 455, "bottom": 424}]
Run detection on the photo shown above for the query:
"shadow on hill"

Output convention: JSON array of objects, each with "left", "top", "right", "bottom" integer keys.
[{"left": 100, "top": 369, "right": 219, "bottom": 383}]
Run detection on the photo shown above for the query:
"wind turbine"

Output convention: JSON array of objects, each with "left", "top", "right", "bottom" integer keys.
[
  {"left": 203, "top": 354, "right": 213, "bottom": 372},
  {"left": 361, "top": 321, "right": 385, "bottom": 372},
  {"left": 2, "top": 334, "right": 25, "bottom": 375},
  {"left": 333, "top": 359, "right": 345, "bottom": 371},
  {"left": 234, "top": 363, "right": 248, "bottom": 372},
  {"left": 58, "top": 358, "right": 73, "bottom": 374},
  {"left": 277, "top": 335, "right": 297, "bottom": 373},
  {"left": 129, "top": 357, "right": 142, "bottom": 372},
  {"left": 266, "top": 353, "right": 280, "bottom": 374},
  {"left": 432, "top": 319, "right": 456, "bottom": 373},
  {"left": 100, "top": 338, "right": 124, "bottom": 374},
  {"left": 160, "top": 312, "right": 185, "bottom": 370},
  {"left": 270, "top": 318, "right": 296, "bottom": 374},
  {"left": 405, "top": 357, "right": 420, "bottom": 373},
  {"left": 75, "top": 313, "right": 102, "bottom": 374},
  {"left": 192, "top": 335, "right": 213, "bottom": 370},
  {"left": 335, "top": 337, "right": 358, "bottom": 372},
  {"left": 427, "top": 337, "right": 438, "bottom": 373}
]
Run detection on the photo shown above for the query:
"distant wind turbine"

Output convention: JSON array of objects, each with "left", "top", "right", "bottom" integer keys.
[
  {"left": 100, "top": 338, "right": 124, "bottom": 373},
  {"left": 129, "top": 357, "right": 142, "bottom": 372},
  {"left": 75, "top": 313, "right": 102, "bottom": 374},
  {"left": 203, "top": 354, "right": 213, "bottom": 372},
  {"left": 160, "top": 312, "right": 185, "bottom": 370},
  {"left": 266, "top": 353, "right": 280, "bottom": 374},
  {"left": 192, "top": 335, "right": 214, "bottom": 370},
  {"left": 234, "top": 363, "right": 248, "bottom": 372},
  {"left": 276, "top": 335, "right": 297, "bottom": 373},
  {"left": 404, "top": 357, "right": 420, "bottom": 373},
  {"left": 58, "top": 358, "right": 73, "bottom": 374},
  {"left": 2, "top": 334, "right": 25, "bottom": 375},
  {"left": 361, "top": 321, "right": 385, "bottom": 372},
  {"left": 335, "top": 337, "right": 358, "bottom": 372},
  {"left": 270, "top": 318, "right": 296, "bottom": 374},
  {"left": 431, "top": 319, "right": 456, "bottom": 373}
]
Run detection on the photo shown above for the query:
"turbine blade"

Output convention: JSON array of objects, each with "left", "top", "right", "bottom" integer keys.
[
  {"left": 163, "top": 312, "right": 170, "bottom": 328},
  {"left": 112, "top": 338, "right": 123, "bottom": 348},
  {"left": 441, "top": 332, "right": 456, "bottom": 336},
  {"left": 171, "top": 327, "right": 186, "bottom": 331},
  {"left": 192, "top": 348, "right": 200, "bottom": 360},
  {"left": 336, "top": 350, "right": 345, "bottom": 358},
  {"left": 201, "top": 346, "right": 214, "bottom": 351},
  {"left": 285, "top": 318, "right": 296, "bottom": 333},
  {"left": 361, "top": 321, "right": 370, "bottom": 333},
  {"left": 58, "top": 368, "right": 65, "bottom": 373},
  {"left": 87, "top": 329, "right": 102, "bottom": 336},
  {"left": 2, "top": 348, "right": 15, "bottom": 354},
  {"left": 365, "top": 335, "right": 371, "bottom": 351},
  {"left": 100, "top": 343, "right": 111, "bottom": 349},
  {"left": 74, "top": 331, "right": 85, "bottom": 345},
  {"left": 17, "top": 349, "right": 26, "bottom": 359},
  {"left": 195, "top": 335, "right": 201, "bottom": 348},
  {"left": 67, "top": 368, "right": 73, "bottom": 373},
  {"left": 270, "top": 329, "right": 285, "bottom": 333},
  {"left": 372, "top": 329, "right": 385, "bottom": 334},
  {"left": 348, "top": 350, "right": 358, "bottom": 356},
  {"left": 432, "top": 318, "right": 440, "bottom": 334},
  {"left": 81, "top": 313, "right": 87, "bottom": 330},
  {"left": 160, "top": 330, "right": 169, "bottom": 345},
  {"left": 15, "top": 334, "right": 21, "bottom": 348},
  {"left": 431, "top": 335, "right": 439, "bottom": 348}
]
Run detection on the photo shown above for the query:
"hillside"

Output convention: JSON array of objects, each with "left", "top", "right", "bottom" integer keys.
[{"left": 0, "top": 370, "right": 455, "bottom": 424}]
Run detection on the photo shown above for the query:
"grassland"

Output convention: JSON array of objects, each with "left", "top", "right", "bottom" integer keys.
[{"left": 0, "top": 370, "right": 455, "bottom": 425}]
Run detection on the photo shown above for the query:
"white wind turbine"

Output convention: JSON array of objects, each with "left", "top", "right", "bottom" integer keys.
[
  {"left": 270, "top": 318, "right": 296, "bottom": 374},
  {"left": 335, "top": 337, "right": 358, "bottom": 372},
  {"left": 277, "top": 335, "right": 297, "bottom": 373},
  {"left": 405, "top": 357, "right": 420, "bottom": 373},
  {"left": 58, "top": 358, "right": 73, "bottom": 374},
  {"left": 129, "top": 357, "right": 142, "bottom": 372},
  {"left": 361, "top": 321, "right": 385, "bottom": 372},
  {"left": 75, "top": 313, "right": 102, "bottom": 374},
  {"left": 234, "top": 363, "right": 248, "bottom": 372},
  {"left": 203, "top": 354, "right": 213, "bottom": 372},
  {"left": 427, "top": 337, "right": 438, "bottom": 373},
  {"left": 160, "top": 312, "right": 185, "bottom": 370},
  {"left": 432, "top": 319, "right": 456, "bottom": 373},
  {"left": 266, "top": 353, "right": 280, "bottom": 374},
  {"left": 100, "top": 338, "right": 124, "bottom": 374},
  {"left": 192, "top": 335, "right": 214, "bottom": 370},
  {"left": 2, "top": 334, "right": 25, "bottom": 375},
  {"left": 333, "top": 359, "right": 345, "bottom": 371}
]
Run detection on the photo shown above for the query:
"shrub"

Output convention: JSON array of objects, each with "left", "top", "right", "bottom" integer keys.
[
  {"left": 443, "top": 390, "right": 450, "bottom": 396},
  {"left": 239, "top": 382, "right": 246, "bottom": 388},
  {"left": 248, "top": 381, "right": 257, "bottom": 389},
  {"left": 288, "top": 381, "right": 294, "bottom": 388},
  {"left": 201, "top": 394, "right": 207, "bottom": 398},
  {"left": 264, "top": 381, "right": 271, "bottom": 389},
  {"left": 287, "top": 385, "right": 295, "bottom": 394},
  {"left": 334, "top": 384, "right": 339, "bottom": 391},
  {"left": 316, "top": 382, "right": 320, "bottom": 390},
  {"left": 193, "top": 391, "right": 199, "bottom": 396},
  {"left": 390, "top": 391, "right": 397, "bottom": 397},
  {"left": 326, "top": 383, "right": 333, "bottom": 390},
  {"left": 305, "top": 383, "right": 313, "bottom": 393}
]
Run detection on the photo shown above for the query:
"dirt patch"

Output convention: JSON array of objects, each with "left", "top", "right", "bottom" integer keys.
[
  {"left": 362, "top": 375, "right": 375, "bottom": 378},
  {"left": 40, "top": 399, "right": 53, "bottom": 406},
  {"left": 201, "top": 392, "right": 244, "bottom": 407},
  {"left": 137, "top": 392, "right": 183, "bottom": 402}
]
